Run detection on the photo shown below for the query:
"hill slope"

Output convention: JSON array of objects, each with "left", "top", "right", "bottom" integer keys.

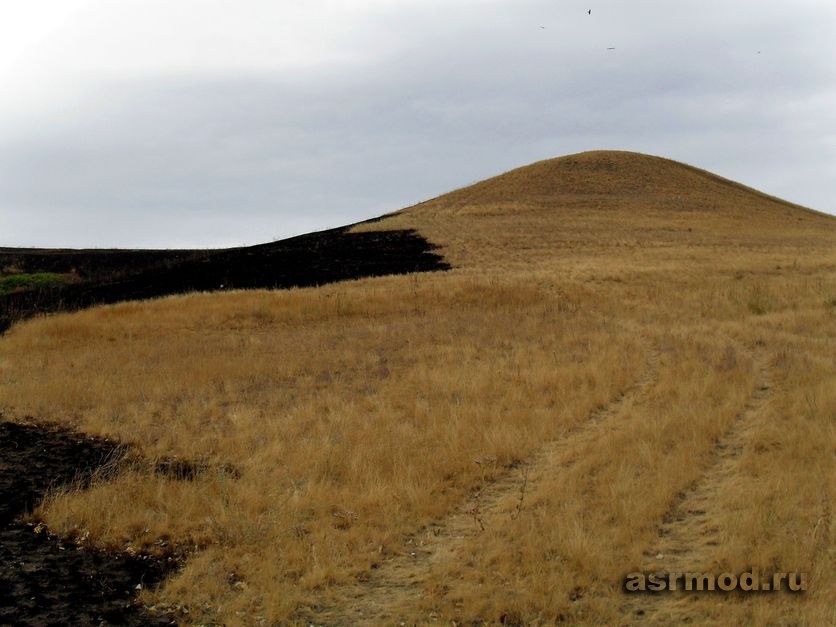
[
  {"left": 357, "top": 150, "right": 834, "bottom": 276},
  {"left": 0, "top": 151, "right": 833, "bottom": 626},
  {"left": 409, "top": 150, "right": 822, "bottom": 218}
]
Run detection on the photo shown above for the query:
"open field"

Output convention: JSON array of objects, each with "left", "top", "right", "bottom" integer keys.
[{"left": 0, "top": 151, "right": 833, "bottom": 624}]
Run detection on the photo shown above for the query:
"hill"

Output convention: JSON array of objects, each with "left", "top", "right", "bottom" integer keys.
[
  {"left": 0, "top": 151, "right": 833, "bottom": 625},
  {"left": 413, "top": 150, "right": 818, "bottom": 215},
  {"left": 358, "top": 150, "right": 832, "bottom": 270}
]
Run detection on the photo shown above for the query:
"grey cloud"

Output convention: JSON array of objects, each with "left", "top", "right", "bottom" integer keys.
[{"left": 1, "top": 1, "right": 834, "bottom": 247}]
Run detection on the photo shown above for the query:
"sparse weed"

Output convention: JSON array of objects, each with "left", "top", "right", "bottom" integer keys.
[
  {"left": 747, "top": 285, "right": 770, "bottom": 315},
  {"left": 0, "top": 272, "right": 68, "bottom": 295}
]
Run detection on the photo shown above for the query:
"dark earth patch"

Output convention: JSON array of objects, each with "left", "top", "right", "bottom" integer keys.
[
  {"left": 0, "top": 421, "right": 177, "bottom": 625},
  {"left": 0, "top": 422, "right": 124, "bottom": 527},
  {"left": 0, "top": 524, "right": 172, "bottom": 626},
  {"left": 152, "top": 457, "right": 240, "bottom": 482},
  {"left": 0, "top": 225, "right": 450, "bottom": 333}
]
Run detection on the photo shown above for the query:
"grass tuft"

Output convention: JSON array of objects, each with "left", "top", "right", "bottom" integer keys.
[{"left": 0, "top": 272, "right": 68, "bottom": 295}]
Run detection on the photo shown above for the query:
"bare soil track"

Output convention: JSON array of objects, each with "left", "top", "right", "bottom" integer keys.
[
  {"left": 303, "top": 340, "right": 661, "bottom": 625},
  {"left": 0, "top": 421, "right": 178, "bottom": 625},
  {"left": 621, "top": 345, "right": 773, "bottom": 624}
]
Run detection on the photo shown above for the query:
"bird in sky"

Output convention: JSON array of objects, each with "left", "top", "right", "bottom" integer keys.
[
  {"left": 588, "top": 9, "right": 592, "bottom": 15},
  {"left": 607, "top": 47, "right": 615, "bottom": 50}
]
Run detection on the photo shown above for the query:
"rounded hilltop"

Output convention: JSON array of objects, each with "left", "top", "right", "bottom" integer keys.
[
  {"left": 405, "top": 150, "right": 828, "bottom": 222},
  {"left": 356, "top": 149, "right": 835, "bottom": 272}
]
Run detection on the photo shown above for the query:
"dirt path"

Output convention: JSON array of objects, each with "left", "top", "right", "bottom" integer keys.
[
  {"left": 620, "top": 346, "right": 772, "bottom": 624},
  {"left": 305, "top": 341, "right": 661, "bottom": 625}
]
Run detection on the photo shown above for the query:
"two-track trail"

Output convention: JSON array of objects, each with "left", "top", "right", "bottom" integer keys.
[
  {"left": 304, "top": 338, "right": 661, "bottom": 625},
  {"left": 621, "top": 345, "right": 773, "bottom": 624}
]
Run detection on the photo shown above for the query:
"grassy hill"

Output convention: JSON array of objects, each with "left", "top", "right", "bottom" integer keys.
[{"left": 0, "top": 150, "right": 833, "bottom": 625}]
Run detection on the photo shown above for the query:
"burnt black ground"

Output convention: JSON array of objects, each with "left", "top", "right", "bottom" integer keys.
[
  {"left": 0, "top": 224, "right": 450, "bottom": 332},
  {"left": 0, "top": 422, "right": 175, "bottom": 625},
  {"left": 0, "top": 422, "right": 123, "bottom": 527},
  {"left": 0, "top": 524, "right": 172, "bottom": 626}
]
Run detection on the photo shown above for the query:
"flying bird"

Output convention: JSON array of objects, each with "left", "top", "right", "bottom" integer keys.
[
  {"left": 588, "top": 9, "right": 592, "bottom": 15},
  {"left": 607, "top": 47, "right": 615, "bottom": 50}
]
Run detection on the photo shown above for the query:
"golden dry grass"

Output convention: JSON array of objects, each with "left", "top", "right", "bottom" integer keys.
[{"left": 0, "top": 150, "right": 833, "bottom": 625}]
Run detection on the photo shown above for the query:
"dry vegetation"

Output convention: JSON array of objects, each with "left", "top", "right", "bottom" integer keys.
[{"left": 0, "top": 151, "right": 833, "bottom": 624}]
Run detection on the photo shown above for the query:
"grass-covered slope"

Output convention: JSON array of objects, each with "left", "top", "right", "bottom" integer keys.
[{"left": 0, "top": 151, "right": 833, "bottom": 625}]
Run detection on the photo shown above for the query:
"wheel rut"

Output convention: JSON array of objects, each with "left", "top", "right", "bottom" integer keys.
[
  {"left": 621, "top": 346, "right": 773, "bottom": 624},
  {"left": 304, "top": 341, "right": 661, "bottom": 625}
]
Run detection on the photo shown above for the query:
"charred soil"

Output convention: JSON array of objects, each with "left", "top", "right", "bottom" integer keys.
[
  {"left": 0, "top": 225, "right": 449, "bottom": 332},
  {"left": 0, "top": 421, "right": 179, "bottom": 625}
]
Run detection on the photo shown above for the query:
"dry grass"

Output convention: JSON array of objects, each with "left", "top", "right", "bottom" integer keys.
[{"left": 0, "top": 150, "right": 833, "bottom": 624}]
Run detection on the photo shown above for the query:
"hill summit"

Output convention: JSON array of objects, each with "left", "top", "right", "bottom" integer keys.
[
  {"left": 357, "top": 150, "right": 834, "bottom": 272},
  {"left": 405, "top": 150, "right": 822, "bottom": 221}
]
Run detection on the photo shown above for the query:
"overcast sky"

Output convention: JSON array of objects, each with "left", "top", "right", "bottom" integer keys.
[{"left": 2, "top": 1, "right": 834, "bottom": 248}]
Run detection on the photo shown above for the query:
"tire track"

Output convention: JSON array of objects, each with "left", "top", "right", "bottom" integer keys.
[
  {"left": 304, "top": 340, "right": 661, "bottom": 625},
  {"left": 621, "top": 346, "right": 772, "bottom": 624}
]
